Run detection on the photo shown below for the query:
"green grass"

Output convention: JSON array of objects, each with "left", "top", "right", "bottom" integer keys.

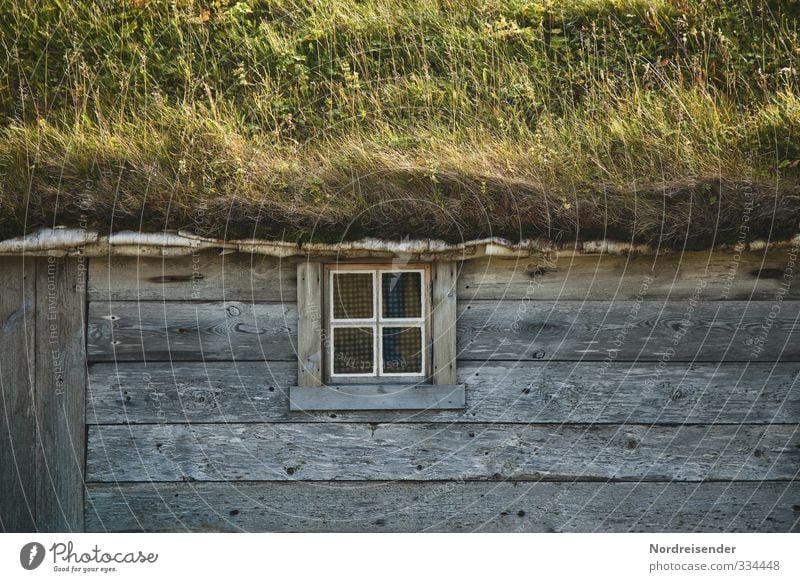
[{"left": 1, "top": 0, "right": 799, "bottom": 245}]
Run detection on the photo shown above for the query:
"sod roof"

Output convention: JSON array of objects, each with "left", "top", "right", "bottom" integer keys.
[{"left": 2, "top": 1, "right": 799, "bottom": 248}]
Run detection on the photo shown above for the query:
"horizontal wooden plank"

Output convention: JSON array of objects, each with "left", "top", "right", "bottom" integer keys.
[
  {"left": 87, "top": 302, "right": 297, "bottom": 361},
  {"left": 86, "top": 423, "right": 799, "bottom": 482},
  {"left": 289, "top": 384, "right": 465, "bottom": 411},
  {"left": 459, "top": 249, "right": 800, "bottom": 301},
  {"left": 87, "top": 362, "right": 294, "bottom": 423},
  {"left": 85, "top": 481, "right": 800, "bottom": 532},
  {"left": 458, "top": 300, "right": 800, "bottom": 361},
  {"left": 88, "top": 299, "right": 800, "bottom": 363},
  {"left": 87, "top": 362, "right": 800, "bottom": 424},
  {"left": 88, "top": 253, "right": 296, "bottom": 301},
  {"left": 88, "top": 248, "right": 800, "bottom": 303}
]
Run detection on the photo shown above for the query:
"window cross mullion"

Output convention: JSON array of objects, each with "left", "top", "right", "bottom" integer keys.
[{"left": 328, "top": 265, "right": 426, "bottom": 380}]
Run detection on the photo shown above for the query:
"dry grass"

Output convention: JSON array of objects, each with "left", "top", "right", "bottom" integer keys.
[{"left": 1, "top": 1, "right": 799, "bottom": 245}]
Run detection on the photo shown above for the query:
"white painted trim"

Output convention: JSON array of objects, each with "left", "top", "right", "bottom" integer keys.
[
  {"left": 329, "top": 325, "right": 377, "bottom": 378},
  {"left": 329, "top": 270, "right": 376, "bottom": 323},
  {"left": 378, "top": 323, "right": 425, "bottom": 378},
  {"left": 327, "top": 265, "right": 428, "bottom": 380}
]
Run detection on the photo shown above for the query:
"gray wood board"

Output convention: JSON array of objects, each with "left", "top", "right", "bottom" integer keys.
[
  {"left": 87, "top": 301, "right": 297, "bottom": 361},
  {"left": 459, "top": 249, "right": 800, "bottom": 300},
  {"left": 85, "top": 481, "right": 800, "bottom": 533},
  {"left": 0, "top": 258, "right": 36, "bottom": 532},
  {"left": 432, "top": 261, "right": 458, "bottom": 384},
  {"left": 88, "top": 249, "right": 800, "bottom": 302},
  {"left": 87, "top": 361, "right": 800, "bottom": 424},
  {"left": 35, "top": 258, "right": 87, "bottom": 532},
  {"left": 296, "top": 262, "right": 323, "bottom": 386},
  {"left": 289, "top": 383, "right": 466, "bottom": 411},
  {"left": 88, "top": 253, "right": 296, "bottom": 301},
  {"left": 87, "top": 299, "right": 800, "bottom": 362},
  {"left": 457, "top": 300, "right": 800, "bottom": 361},
  {"left": 86, "top": 423, "right": 799, "bottom": 482}
]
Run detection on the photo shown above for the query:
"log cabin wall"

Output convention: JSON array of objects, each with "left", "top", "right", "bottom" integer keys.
[{"left": 5, "top": 247, "right": 798, "bottom": 532}]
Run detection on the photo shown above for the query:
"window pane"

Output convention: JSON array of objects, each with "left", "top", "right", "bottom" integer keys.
[
  {"left": 382, "top": 327, "right": 422, "bottom": 374},
  {"left": 333, "top": 327, "right": 374, "bottom": 374},
  {"left": 382, "top": 272, "right": 422, "bottom": 318},
  {"left": 332, "top": 273, "right": 373, "bottom": 319}
]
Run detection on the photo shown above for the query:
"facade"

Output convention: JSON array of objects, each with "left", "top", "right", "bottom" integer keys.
[{"left": 1, "top": 229, "right": 799, "bottom": 532}]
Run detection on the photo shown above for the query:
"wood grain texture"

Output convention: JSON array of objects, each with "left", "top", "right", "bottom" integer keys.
[
  {"left": 85, "top": 481, "right": 800, "bottom": 533},
  {"left": 296, "top": 262, "right": 323, "bottom": 386},
  {"left": 432, "top": 261, "right": 458, "bottom": 384},
  {"left": 87, "top": 248, "right": 798, "bottom": 302},
  {"left": 87, "top": 361, "right": 800, "bottom": 424},
  {"left": 87, "top": 361, "right": 294, "bottom": 424},
  {"left": 35, "top": 257, "right": 87, "bottom": 532},
  {"left": 87, "top": 301, "right": 297, "bottom": 361},
  {"left": 289, "top": 383, "right": 465, "bottom": 411},
  {"left": 86, "top": 423, "right": 799, "bottom": 482},
  {"left": 0, "top": 258, "right": 36, "bottom": 532},
  {"left": 88, "top": 253, "right": 296, "bottom": 301},
  {"left": 457, "top": 300, "right": 800, "bottom": 361},
  {"left": 87, "top": 299, "right": 800, "bottom": 363},
  {"left": 459, "top": 249, "right": 800, "bottom": 301},
  {"left": 76, "top": 249, "right": 800, "bottom": 535}
]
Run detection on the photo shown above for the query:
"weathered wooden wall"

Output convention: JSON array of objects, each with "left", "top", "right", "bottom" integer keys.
[
  {"left": 0, "top": 257, "right": 36, "bottom": 532},
  {"left": 0, "top": 247, "right": 775, "bottom": 532},
  {"left": 0, "top": 257, "right": 86, "bottom": 532}
]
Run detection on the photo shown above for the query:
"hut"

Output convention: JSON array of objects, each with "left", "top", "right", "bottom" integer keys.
[
  {"left": 2, "top": 0, "right": 800, "bottom": 536},
  {"left": 1, "top": 227, "right": 798, "bottom": 532}
]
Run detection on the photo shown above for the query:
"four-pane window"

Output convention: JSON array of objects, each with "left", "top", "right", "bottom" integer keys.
[{"left": 327, "top": 266, "right": 428, "bottom": 380}]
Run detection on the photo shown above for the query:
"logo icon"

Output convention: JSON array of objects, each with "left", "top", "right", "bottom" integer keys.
[{"left": 20, "top": 542, "right": 45, "bottom": 570}]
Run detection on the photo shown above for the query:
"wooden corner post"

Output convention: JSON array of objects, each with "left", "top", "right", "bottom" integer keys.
[
  {"left": 0, "top": 256, "right": 87, "bottom": 532},
  {"left": 35, "top": 257, "right": 87, "bottom": 532},
  {"left": 0, "top": 258, "right": 37, "bottom": 532}
]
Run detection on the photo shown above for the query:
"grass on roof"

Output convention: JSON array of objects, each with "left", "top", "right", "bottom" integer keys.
[{"left": 1, "top": 0, "right": 799, "bottom": 246}]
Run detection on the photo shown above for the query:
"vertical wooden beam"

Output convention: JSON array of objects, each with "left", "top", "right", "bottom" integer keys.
[
  {"left": 431, "top": 261, "right": 458, "bottom": 385},
  {"left": 0, "top": 258, "right": 37, "bottom": 532},
  {"left": 35, "top": 256, "right": 87, "bottom": 532},
  {"left": 297, "top": 261, "right": 323, "bottom": 387}
]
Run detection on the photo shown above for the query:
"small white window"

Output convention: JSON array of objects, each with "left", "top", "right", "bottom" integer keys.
[
  {"left": 292, "top": 260, "right": 463, "bottom": 411},
  {"left": 326, "top": 265, "right": 429, "bottom": 382}
]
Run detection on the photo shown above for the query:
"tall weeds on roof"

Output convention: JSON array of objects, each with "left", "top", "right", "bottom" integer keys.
[{"left": 1, "top": 0, "right": 799, "bottom": 244}]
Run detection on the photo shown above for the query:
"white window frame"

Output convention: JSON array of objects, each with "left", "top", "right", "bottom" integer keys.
[
  {"left": 292, "top": 260, "right": 463, "bottom": 411},
  {"left": 326, "top": 264, "right": 430, "bottom": 382}
]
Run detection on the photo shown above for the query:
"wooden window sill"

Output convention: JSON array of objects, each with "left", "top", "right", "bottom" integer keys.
[{"left": 289, "top": 383, "right": 465, "bottom": 411}]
